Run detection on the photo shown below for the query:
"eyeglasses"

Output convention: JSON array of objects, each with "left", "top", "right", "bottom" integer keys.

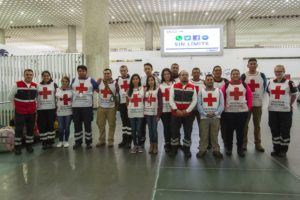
[{"left": 275, "top": 71, "right": 284, "bottom": 73}]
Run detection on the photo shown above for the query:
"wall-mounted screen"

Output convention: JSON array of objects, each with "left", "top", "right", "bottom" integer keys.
[{"left": 160, "top": 25, "right": 224, "bottom": 56}]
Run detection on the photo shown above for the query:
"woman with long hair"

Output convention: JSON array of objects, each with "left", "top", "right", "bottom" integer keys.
[
  {"left": 127, "top": 74, "right": 144, "bottom": 154},
  {"left": 159, "top": 68, "right": 174, "bottom": 152},
  {"left": 144, "top": 75, "right": 162, "bottom": 154},
  {"left": 37, "top": 70, "right": 58, "bottom": 149}
]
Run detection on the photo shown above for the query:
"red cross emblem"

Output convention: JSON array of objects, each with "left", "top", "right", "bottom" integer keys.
[
  {"left": 39, "top": 87, "right": 51, "bottom": 99},
  {"left": 60, "top": 94, "right": 71, "bottom": 105},
  {"left": 230, "top": 87, "right": 243, "bottom": 100},
  {"left": 121, "top": 80, "right": 129, "bottom": 92},
  {"left": 101, "top": 88, "right": 111, "bottom": 98},
  {"left": 130, "top": 94, "right": 142, "bottom": 107},
  {"left": 162, "top": 88, "right": 170, "bottom": 101},
  {"left": 75, "top": 83, "right": 88, "bottom": 94},
  {"left": 271, "top": 86, "right": 285, "bottom": 99},
  {"left": 203, "top": 93, "right": 217, "bottom": 106},
  {"left": 248, "top": 79, "right": 259, "bottom": 92},
  {"left": 145, "top": 93, "right": 156, "bottom": 106}
]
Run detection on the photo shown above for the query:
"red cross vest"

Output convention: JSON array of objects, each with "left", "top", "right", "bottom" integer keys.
[
  {"left": 244, "top": 72, "right": 264, "bottom": 107},
  {"left": 200, "top": 88, "right": 221, "bottom": 119},
  {"left": 72, "top": 77, "right": 93, "bottom": 107},
  {"left": 127, "top": 87, "right": 144, "bottom": 118},
  {"left": 117, "top": 76, "right": 130, "bottom": 104},
  {"left": 159, "top": 82, "right": 173, "bottom": 113},
  {"left": 98, "top": 80, "right": 117, "bottom": 108},
  {"left": 225, "top": 83, "right": 248, "bottom": 112},
  {"left": 56, "top": 88, "right": 73, "bottom": 116},
  {"left": 268, "top": 79, "right": 291, "bottom": 112},
  {"left": 37, "top": 82, "right": 56, "bottom": 110},
  {"left": 144, "top": 88, "right": 159, "bottom": 116},
  {"left": 14, "top": 81, "right": 37, "bottom": 114}
]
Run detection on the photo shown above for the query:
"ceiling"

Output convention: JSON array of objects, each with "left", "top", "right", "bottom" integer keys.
[{"left": 0, "top": 0, "right": 300, "bottom": 52}]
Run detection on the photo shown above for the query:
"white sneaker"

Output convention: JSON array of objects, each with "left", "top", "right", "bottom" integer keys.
[
  {"left": 56, "top": 142, "right": 63, "bottom": 148},
  {"left": 63, "top": 142, "right": 69, "bottom": 148}
]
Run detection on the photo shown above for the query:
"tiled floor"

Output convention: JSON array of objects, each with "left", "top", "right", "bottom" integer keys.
[{"left": 0, "top": 103, "right": 300, "bottom": 200}]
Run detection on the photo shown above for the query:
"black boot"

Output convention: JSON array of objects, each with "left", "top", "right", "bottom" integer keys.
[
  {"left": 183, "top": 146, "right": 192, "bottom": 158},
  {"left": 73, "top": 143, "right": 82, "bottom": 150},
  {"left": 126, "top": 135, "right": 132, "bottom": 149},
  {"left": 168, "top": 145, "right": 178, "bottom": 157},
  {"left": 118, "top": 134, "right": 127, "bottom": 148},
  {"left": 26, "top": 145, "right": 34, "bottom": 153},
  {"left": 237, "top": 148, "right": 245, "bottom": 158},
  {"left": 42, "top": 141, "right": 48, "bottom": 150},
  {"left": 164, "top": 143, "right": 171, "bottom": 153}
]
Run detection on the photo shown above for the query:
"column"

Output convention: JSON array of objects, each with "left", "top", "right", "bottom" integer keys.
[
  {"left": 145, "top": 21, "right": 153, "bottom": 51},
  {"left": 67, "top": 25, "right": 77, "bottom": 53},
  {"left": 226, "top": 19, "right": 236, "bottom": 48},
  {"left": 82, "top": 0, "right": 109, "bottom": 78},
  {"left": 0, "top": 29, "right": 5, "bottom": 44}
]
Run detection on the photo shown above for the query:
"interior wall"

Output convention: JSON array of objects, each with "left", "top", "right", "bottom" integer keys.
[{"left": 109, "top": 48, "right": 300, "bottom": 80}]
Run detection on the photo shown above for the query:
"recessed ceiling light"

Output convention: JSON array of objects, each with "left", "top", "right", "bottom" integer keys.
[
  {"left": 238, "top": 11, "right": 241, "bottom": 14},
  {"left": 20, "top": 11, "right": 24, "bottom": 15},
  {"left": 112, "top": 16, "right": 115, "bottom": 19},
  {"left": 138, "top": 5, "right": 142, "bottom": 9},
  {"left": 205, "top": 12, "right": 208, "bottom": 15},
  {"left": 10, "top": 21, "right": 13, "bottom": 24},
  {"left": 272, "top": 10, "right": 275, "bottom": 13},
  {"left": 142, "top": 14, "right": 145, "bottom": 18},
  {"left": 173, "top": 13, "right": 176, "bottom": 17},
  {"left": 70, "top": 9, "right": 74, "bottom": 12},
  {"left": 37, "top": 19, "right": 41, "bottom": 23}
]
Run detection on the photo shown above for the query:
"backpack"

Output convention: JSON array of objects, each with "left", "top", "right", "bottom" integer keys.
[
  {"left": 0, "top": 127, "right": 15, "bottom": 152},
  {"left": 241, "top": 72, "right": 267, "bottom": 90}
]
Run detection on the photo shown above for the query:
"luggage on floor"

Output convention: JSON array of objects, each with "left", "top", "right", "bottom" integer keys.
[{"left": 0, "top": 126, "right": 15, "bottom": 152}]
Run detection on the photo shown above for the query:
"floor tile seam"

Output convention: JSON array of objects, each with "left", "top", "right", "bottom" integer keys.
[
  {"left": 154, "top": 188, "right": 300, "bottom": 196},
  {"left": 247, "top": 140, "right": 300, "bottom": 180},
  {"left": 151, "top": 147, "right": 165, "bottom": 200},
  {"left": 159, "top": 166, "right": 282, "bottom": 171}
]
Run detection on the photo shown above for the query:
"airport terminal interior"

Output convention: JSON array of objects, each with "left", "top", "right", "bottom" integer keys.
[{"left": 0, "top": 0, "right": 300, "bottom": 200}]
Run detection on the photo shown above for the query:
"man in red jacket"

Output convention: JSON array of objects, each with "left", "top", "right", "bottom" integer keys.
[
  {"left": 169, "top": 70, "right": 197, "bottom": 158},
  {"left": 8, "top": 69, "right": 38, "bottom": 155}
]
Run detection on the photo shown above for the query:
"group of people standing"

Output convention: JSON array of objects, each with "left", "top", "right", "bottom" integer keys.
[{"left": 9, "top": 58, "right": 298, "bottom": 159}]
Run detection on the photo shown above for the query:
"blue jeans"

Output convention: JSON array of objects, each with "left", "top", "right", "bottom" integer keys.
[
  {"left": 145, "top": 115, "right": 158, "bottom": 144},
  {"left": 57, "top": 115, "right": 72, "bottom": 142},
  {"left": 129, "top": 118, "right": 143, "bottom": 146}
]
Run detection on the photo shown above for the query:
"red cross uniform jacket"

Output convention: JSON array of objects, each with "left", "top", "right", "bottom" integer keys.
[
  {"left": 267, "top": 78, "right": 298, "bottom": 112},
  {"left": 144, "top": 87, "right": 163, "bottom": 117},
  {"left": 127, "top": 86, "right": 144, "bottom": 118},
  {"left": 11, "top": 80, "right": 38, "bottom": 114},
  {"left": 221, "top": 80, "right": 252, "bottom": 113},
  {"left": 169, "top": 82, "right": 197, "bottom": 116},
  {"left": 56, "top": 88, "right": 73, "bottom": 116},
  {"left": 37, "top": 82, "right": 57, "bottom": 110}
]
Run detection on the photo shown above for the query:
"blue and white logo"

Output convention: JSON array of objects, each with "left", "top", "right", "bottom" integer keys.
[
  {"left": 184, "top": 35, "right": 191, "bottom": 41},
  {"left": 202, "top": 35, "right": 209, "bottom": 40}
]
